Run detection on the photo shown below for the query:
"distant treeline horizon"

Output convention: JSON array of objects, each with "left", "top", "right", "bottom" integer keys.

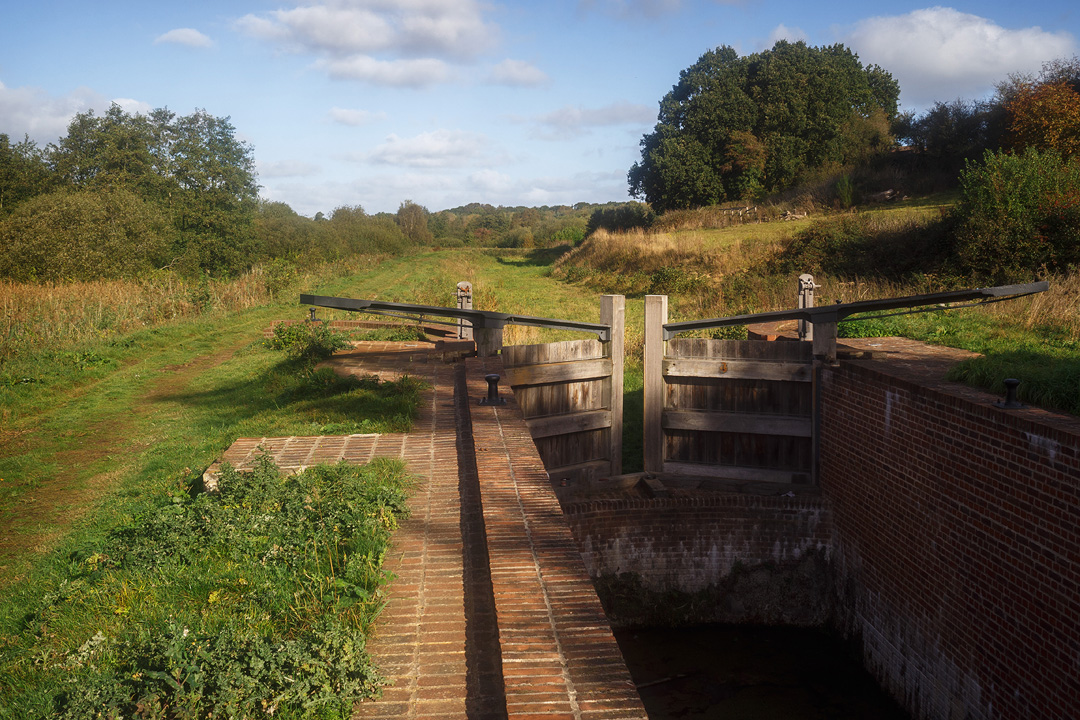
[{"left": 1, "top": 45, "right": 1078, "bottom": 283}]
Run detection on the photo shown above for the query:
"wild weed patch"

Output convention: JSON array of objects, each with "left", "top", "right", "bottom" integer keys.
[
  {"left": 0, "top": 456, "right": 412, "bottom": 719},
  {"left": 351, "top": 326, "right": 429, "bottom": 342},
  {"left": 266, "top": 321, "right": 351, "bottom": 362}
]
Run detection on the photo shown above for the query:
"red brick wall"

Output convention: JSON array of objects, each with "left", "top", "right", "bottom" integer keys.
[
  {"left": 819, "top": 360, "right": 1080, "bottom": 720},
  {"left": 562, "top": 494, "right": 833, "bottom": 626}
]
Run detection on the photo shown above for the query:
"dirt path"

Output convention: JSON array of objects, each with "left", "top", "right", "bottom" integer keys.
[{"left": 0, "top": 338, "right": 249, "bottom": 583}]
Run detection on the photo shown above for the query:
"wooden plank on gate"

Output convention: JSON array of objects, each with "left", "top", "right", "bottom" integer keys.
[
  {"left": 663, "top": 357, "right": 812, "bottom": 382},
  {"left": 662, "top": 410, "right": 812, "bottom": 437},
  {"left": 664, "top": 461, "right": 809, "bottom": 484},
  {"left": 502, "top": 339, "right": 604, "bottom": 367},
  {"left": 644, "top": 295, "right": 667, "bottom": 473},
  {"left": 505, "top": 357, "right": 612, "bottom": 387},
  {"left": 601, "top": 294, "right": 624, "bottom": 477},
  {"left": 526, "top": 409, "right": 612, "bottom": 439}
]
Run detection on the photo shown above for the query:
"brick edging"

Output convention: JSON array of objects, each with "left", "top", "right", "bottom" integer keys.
[{"left": 465, "top": 356, "right": 648, "bottom": 720}]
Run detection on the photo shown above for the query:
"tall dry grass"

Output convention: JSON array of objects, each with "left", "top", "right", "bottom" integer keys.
[
  {"left": 0, "top": 258, "right": 380, "bottom": 362},
  {"left": 980, "top": 271, "right": 1080, "bottom": 338},
  {"left": 554, "top": 228, "right": 786, "bottom": 289},
  {"left": 556, "top": 220, "right": 1080, "bottom": 344}
]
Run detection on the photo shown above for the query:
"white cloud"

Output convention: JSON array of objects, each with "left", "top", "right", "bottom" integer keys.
[
  {"left": 244, "top": 5, "right": 392, "bottom": 55},
  {"left": 328, "top": 107, "right": 388, "bottom": 125},
  {"left": 761, "top": 23, "right": 808, "bottom": 49},
  {"left": 842, "top": 7, "right": 1077, "bottom": 108},
  {"left": 258, "top": 160, "right": 322, "bottom": 178},
  {"left": 367, "top": 129, "right": 495, "bottom": 168},
  {"left": 488, "top": 59, "right": 549, "bottom": 87},
  {"left": 233, "top": 15, "right": 286, "bottom": 42},
  {"left": 520, "top": 169, "right": 628, "bottom": 205},
  {"left": 235, "top": 0, "right": 498, "bottom": 85},
  {"left": 0, "top": 80, "right": 106, "bottom": 144},
  {"left": 112, "top": 98, "right": 153, "bottom": 115},
  {"left": 469, "top": 169, "right": 514, "bottom": 193},
  {"left": 534, "top": 101, "right": 655, "bottom": 139},
  {"left": 154, "top": 28, "right": 214, "bottom": 48},
  {"left": 317, "top": 56, "right": 451, "bottom": 86}
]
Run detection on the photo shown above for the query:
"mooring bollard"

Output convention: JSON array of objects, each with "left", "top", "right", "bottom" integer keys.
[
  {"left": 995, "top": 378, "right": 1024, "bottom": 409},
  {"left": 479, "top": 373, "right": 507, "bottom": 405}
]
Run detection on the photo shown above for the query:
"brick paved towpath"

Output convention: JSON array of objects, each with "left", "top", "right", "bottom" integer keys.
[{"left": 210, "top": 340, "right": 647, "bottom": 720}]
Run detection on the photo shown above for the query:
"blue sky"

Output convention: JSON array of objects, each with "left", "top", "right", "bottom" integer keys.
[{"left": 2, "top": 0, "right": 1077, "bottom": 216}]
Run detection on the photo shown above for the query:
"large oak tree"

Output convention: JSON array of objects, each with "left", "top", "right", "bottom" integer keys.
[{"left": 629, "top": 41, "right": 900, "bottom": 211}]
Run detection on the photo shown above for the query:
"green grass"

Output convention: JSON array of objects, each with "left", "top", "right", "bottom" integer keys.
[
  {"left": 0, "top": 276, "right": 431, "bottom": 718},
  {"left": 0, "top": 237, "right": 1074, "bottom": 717},
  {"left": 0, "top": 248, "right": 638, "bottom": 718},
  {"left": 1, "top": 457, "right": 411, "bottom": 719},
  {"left": 840, "top": 306, "right": 1080, "bottom": 414}
]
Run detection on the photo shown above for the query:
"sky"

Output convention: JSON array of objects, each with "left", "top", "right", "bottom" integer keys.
[{"left": 2, "top": 1, "right": 1078, "bottom": 217}]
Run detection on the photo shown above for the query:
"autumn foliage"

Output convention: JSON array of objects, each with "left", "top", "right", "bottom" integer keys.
[{"left": 1007, "top": 80, "right": 1080, "bottom": 158}]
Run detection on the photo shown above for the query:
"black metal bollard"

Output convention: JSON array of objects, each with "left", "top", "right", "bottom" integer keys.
[
  {"left": 994, "top": 378, "right": 1024, "bottom": 409},
  {"left": 479, "top": 373, "right": 507, "bottom": 405}
]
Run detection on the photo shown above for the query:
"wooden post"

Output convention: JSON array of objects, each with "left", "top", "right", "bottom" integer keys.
[
  {"left": 812, "top": 318, "right": 838, "bottom": 366},
  {"left": 475, "top": 325, "right": 503, "bottom": 357},
  {"left": 601, "top": 295, "right": 625, "bottom": 477},
  {"left": 644, "top": 294, "right": 667, "bottom": 474},
  {"left": 798, "top": 273, "right": 817, "bottom": 341},
  {"left": 456, "top": 281, "right": 473, "bottom": 341}
]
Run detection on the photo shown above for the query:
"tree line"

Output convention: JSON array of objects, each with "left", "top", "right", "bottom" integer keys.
[
  {"left": 629, "top": 41, "right": 900, "bottom": 211},
  {"left": 0, "top": 105, "right": 600, "bottom": 283},
  {"left": 4, "top": 44, "right": 1078, "bottom": 283},
  {"left": 0, "top": 106, "right": 445, "bottom": 282},
  {"left": 625, "top": 44, "right": 1080, "bottom": 282},
  {"left": 629, "top": 42, "right": 1080, "bottom": 212}
]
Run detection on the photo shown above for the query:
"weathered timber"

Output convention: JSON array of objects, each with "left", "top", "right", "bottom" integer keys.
[
  {"left": 662, "top": 410, "right": 812, "bottom": 437},
  {"left": 663, "top": 461, "right": 811, "bottom": 484},
  {"left": 643, "top": 295, "right": 667, "bottom": 474},
  {"left": 526, "top": 409, "right": 612, "bottom": 439},
  {"left": 663, "top": 357, "right": 812, "bottom": 382},
  {"left": 601, "top": 295, "right": 625, "bottom": 477},
  {"left": 645, "top": 309, "right": 815, "bottom": 483},
  {"left": 503, "top": 295, "right": 625, "bottom": 483},
  {"left": 503, "top": 357, "right": 612, "bottom": 387}
]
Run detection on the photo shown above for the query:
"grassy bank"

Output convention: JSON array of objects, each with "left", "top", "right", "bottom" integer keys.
[
  {"left": 1, "top": 458, "right": 412, "bottom": 719},
  {"left": 0, "top": 234, "right": 1072, "bottom": 715},
  {"left": 554, "top": 196, "right": 1080, "bottom": 415},
  {"left": 0, "top": 248, "right": 638, "bottom": 717},
  {"left": 0, "top": 262, "right": 433, "bottom": 717}
]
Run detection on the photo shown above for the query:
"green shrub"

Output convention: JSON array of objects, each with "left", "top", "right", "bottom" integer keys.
[
  {"left": 835, "top": 174, "right": 855, "bottom": 208},
  {"left": 24, "top": 456, "right": 412, "bottom": 719},
  {"left": 586, "top": 203, "right": 655, "bottom": 236},
  {"left": 549, "top": 224, "right": 586, "bottom": 246},
  {"left": 950, "top": 148, "right": 1080, "bottom": 282},
  {"left": 769, "top": 215, "right": 870, "bottom": 276},
  {"left": 648, "top": 266, "right": 704, "bottom": 295},
  {"left": 0, "top": 188, "right": 171, "bottom": 281},
  {"left": 353, "top": 325, "right": 428, "bottom": 342},
  {"left": 767, "top": 212, "right": 953, "bottom": 280},
  {"left": 263, "top": 258, "right": 299, "bottom": 299},
  {"left": 267, "top": 320, "right": 350, "bottom": 362}
]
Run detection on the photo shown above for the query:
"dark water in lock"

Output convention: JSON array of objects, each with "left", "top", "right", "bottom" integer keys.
[{"left": 614, "top": 625, "right": 910, "bottom": 720}]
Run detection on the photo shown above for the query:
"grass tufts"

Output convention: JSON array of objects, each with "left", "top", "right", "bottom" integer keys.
[{"left": 0, "top": 457, "right": 412, "bottom": 719}]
